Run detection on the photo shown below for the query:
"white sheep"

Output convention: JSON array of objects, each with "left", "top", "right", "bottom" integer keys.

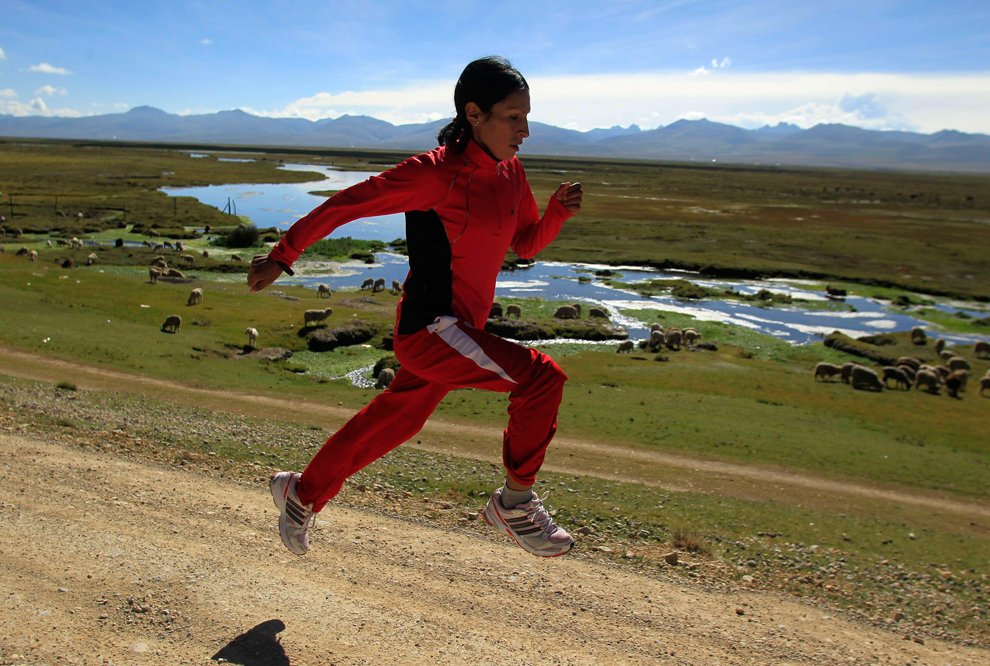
[
  {"left": 161, "top": 314, "right": 182, "bottom": 333},
  {"left": 683, "top": 328, "right": 700, "bottom": 345},
  {"left": 187, "top": 288, "right": 203, "bottom": 306},
  {"left": 910, "top": 326, "right": 926, "bottom": 345},
  {"left": 814, "top": 362, "right": 843, "bottom": 382},
  {"left": 163, "top": 241, "right": 174, "bottom": 250},
  {"left": 939, "top": 350, "right": 956, "bottom": 363},
  {"left": 915, "top": 369, "right": 940, "bottom": 394},
  {"left": 895, "top": 356, "right": 920, "bottom": 370},
  {"left": 142, "top": 240, "right": 152, "bottom": 248},
  {"left": 850, "top": 366, "right": 883, "bottom": 391},
  {"left": 882, "top": 366, "right": 911, "bottom": 390},
  {"left": 665, "top": 328, "right": 682, "bottom": 350},
  {"left": 0, "top": 244, "right": 4, "bottom": 253},
  {"left": 897, "top": 364, "right": 917, "bottom": 383},
  {"left": 947, "top": 357, "right": 971, "bottom": 372},
  {"left": 86, "top": 253, "right": 98, "bottom": 266},
  {"left": 149, "top": 267, "right": 162, "bottom": 284},
  {"left": 391, "top": 280, "right": 402, "bottom": 294},
  {"left": 506, "top": 304, "right": 522, "bottom": 319},
  {"left": 650, "top": 329, "right": 666, "bottom": 352},
  {"left": 317, "top": 283, "right": 332, "bottom": 298},
  {"left": 361, "top": 278, "right": 374, "bottom": 290},
  {"left": 554, "top": 305, "right": 579, "bottom": 319},
  {"left": 375, "top": 367, "right": 395, "bottom": 390},
  {"left": 571, "top": 303, "right": 583, "bottom": 317},
  {"left": 230, "top": 254, "right": 242, "bottom": 262},
  {"left": 46, "top": 240, "right": 52, "bottom": 247},
  {"left": 975, "top": 341, "right": 990, "bottom": 359},
  {"left": 934, "top": 338, "right": 945, "bottom": 354},
  {"left": 246, "top": 327, "right": 258, "bottom": 347},
  {"left": 616, "top": 340, "right": 634, "bottom": 353},
  {"left": 589, "top": 307, "right": 608, "bottom": 319},
  {"left": 650, "top": 323, "right": 663, "bottom": 333},
  {"left": 373, "top": 278, "right": 386, "bottom": 292},
  {"left": 304, "top": 308, "right": 333, "bottom": 327},
  {"left": 29, "top": 250, "right": 38, "bottom": 262},
  {"left": 175, "top": 241, "right": 184, "bottom": 252},
  {"left": 153, "top": 242, "right": 164, "bottom": 252}
]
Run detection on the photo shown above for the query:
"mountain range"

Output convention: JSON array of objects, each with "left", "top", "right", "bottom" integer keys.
[{"left": 2, "top": 106, "right": 989, "bottom": 173}]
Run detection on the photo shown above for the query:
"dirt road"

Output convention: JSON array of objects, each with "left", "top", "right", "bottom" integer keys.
[{"left": 1, "top": 433, "right": 986, "bottom": 665}]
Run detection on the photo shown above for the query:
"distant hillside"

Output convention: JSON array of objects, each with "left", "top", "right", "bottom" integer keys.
[{"left": 1, "top": 106, "right": 988, "bottom": 172}]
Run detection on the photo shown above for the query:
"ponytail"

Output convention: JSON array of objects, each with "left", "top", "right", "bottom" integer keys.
[{"left": 437, "top": 56, "right": 528, "bottom": 154}]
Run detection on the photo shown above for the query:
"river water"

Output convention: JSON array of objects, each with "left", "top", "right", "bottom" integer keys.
[{"left": 161, "top": 161, "right": 989, "bottom": 347}]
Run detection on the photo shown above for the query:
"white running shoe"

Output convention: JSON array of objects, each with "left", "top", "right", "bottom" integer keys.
[
  {"left": 270, "top": 471, "right": 315, "bottom": 555},
  {"left": 483, "top": 488, "right": 574, "bottom": 557}
]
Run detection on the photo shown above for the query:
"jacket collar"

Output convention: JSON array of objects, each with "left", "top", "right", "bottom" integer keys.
[{"left": 463, "top": 139, "right": 503, "bottom": 169}]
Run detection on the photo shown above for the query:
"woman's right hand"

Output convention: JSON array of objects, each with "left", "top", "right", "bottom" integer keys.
[{"left": 248, "top": 254, "right": 284, "bottom": 293}]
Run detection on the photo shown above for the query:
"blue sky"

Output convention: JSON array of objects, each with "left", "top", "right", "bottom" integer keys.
[{"left": 2, "top": 0, "right": 989, "bottom": 133}]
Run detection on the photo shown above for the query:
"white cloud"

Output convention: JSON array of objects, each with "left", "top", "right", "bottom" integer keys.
[
  {"left": 1, "top": 95, "right": 83, "bottom": 117},
  {"left": 91, "top": 102, "right": 103, "bottom": 107},
  {"left": 113, "top": 103, "right": 129, "bottom": 109},
  {"left": 711, "top": 57, "right": 732, "bottom": 69},
  {"left": 27, "top": 62, "right": 72, "bottom": 75},
  {"left": 35, "top": 85, "right": 67, "bottom": 97},
  {"left": 0, "top": 47, "right": 6, "bottom": 61},
  {"left": 201, "top": 38, "right": 212, "bottom": 45},
  {"left": 691, "top": 66, "right": 709, "bottom": 77},
  {"left": 0, "top": 88, "right": 16, "bottom": 98}
]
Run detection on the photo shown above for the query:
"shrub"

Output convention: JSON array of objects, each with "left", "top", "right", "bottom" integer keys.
[
  {"left": 55, "top": 380, "right": 77, "bottom": 391},
  {"left": 223, "top": 223, "right": 260, "bottom": 248}
]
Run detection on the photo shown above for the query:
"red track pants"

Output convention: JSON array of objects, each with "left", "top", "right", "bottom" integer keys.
[{"left": 296, "top": 315, "right": 568, "bottom": 511}]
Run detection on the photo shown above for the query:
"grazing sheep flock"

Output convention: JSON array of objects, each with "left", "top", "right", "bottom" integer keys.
[{"left": 814, "top": 338, "right": 987, "bottom": 400}]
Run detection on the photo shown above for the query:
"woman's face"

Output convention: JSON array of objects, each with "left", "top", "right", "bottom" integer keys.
[{"left": 467, "top": 88, "right": 531, "bottom": 162}]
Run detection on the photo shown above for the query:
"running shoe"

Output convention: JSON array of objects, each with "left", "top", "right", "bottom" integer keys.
[
  {"left": 483, "top": 488, "right": 574, "bottom": 557},
  {"left": 270, "top": 471, "right": 315, "bottom": 555}
]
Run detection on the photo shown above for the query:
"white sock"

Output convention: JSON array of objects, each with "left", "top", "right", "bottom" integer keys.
[{"left": 500, "top": 484, "right": 533, "bottom": 509}]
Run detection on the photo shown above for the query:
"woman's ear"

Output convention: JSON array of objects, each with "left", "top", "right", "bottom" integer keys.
[{"left": 464, "top": 101, "right": 483, "bottom": 127}]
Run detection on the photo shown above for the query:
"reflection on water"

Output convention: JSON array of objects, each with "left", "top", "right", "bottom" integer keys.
[
  {"left": 161, "top": 164, "right": 405, "bottom": 240},
  {"left": 276, "top": 256, "right": 989, "bottom": 347}
]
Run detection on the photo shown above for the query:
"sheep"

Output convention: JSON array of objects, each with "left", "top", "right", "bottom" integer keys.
[
  {"left": 161, "top": 314, "right": 182, "bottom": 333},
  {"left": 825, "top": 285, "right": 847, "bottom": 298},
  {"left": 187, "top": 288, "right": 203, "bottom": 306},
  {"left": 934, "top": 365, "right": 951, "bottom": 381},
  {"left": 373, "top": 278, "right": 386, "bottom": 293},
  {"left": 304, "top": 308, "right": 333, "bottom": 327},
  {"left": 391, "top": 280, "right": 402, "bottom": 295},
  {"left": 29, "top": 250, "right": 38, "bottom": 262},
  {"left": 915, "top": 370, "right": 941, "bottom": 394},
  {"left": 230, "top": 254, "right": 242, "bottom": 262},
  {"left": 490, "top": 302, "right": 503, "bottom": 318},
  {"left": 375, "top": 367, "right": 395, "bottom": 390},
  {"left": 589, "top": 307, "right": 608, "bottom": 319},
  {"left": 61, "top": 258, "right": 74, "bottom": 269},
  {"left": 361, "top": 278, "right": 374, "bottom": 290},
  {"left": 553, "top": 305, "right": 579, "bottom": 319},
  {"left": 946, "top": 371, "right": 967, "bottom": 399},
  {"left": 814, "top": 362, "right": 843, "bottom": 382},
  {"left": 114, "top": 238, "right": 123, "bottom": 248},
  {"left": 56, "top": 238, "right": 70, "bottom": 247},
  {"left": 975, "top": 341, "right": 990, "bottom": 359},
  {"left": 934, "top": 338, "right": 945, "bottom": 354},
  {"left": 149, "top": 267, "right": 162, "bottom": 284},
  {"left": 165, "top": 268, "right": 185, "bottom": 278},
  {"left": 317, "top": 283, "right": 332, "bottom": 299},
  {"left": 76, "top": 212, "right": 83, "bottom": 219},
  {"left": 71, "top": 237, "right": 83, "bottom": 250},
  {"left": 980, "top": 376, "right": 990, "bottom": 397},
  {"left": 939, "top": 350, "right": 956, "bottom": 363},
  {"left": 850, "top": 365, "right": 883, "bottom": 391},
  {"left": 650, "top": 329, "right": 666, "bottom": 353},
  {"left": 152, "top": 256, "right": 168, "bottom": 270},
  {"left": 616, "top": 340, "right": 634, "bottom": 353},
  {"left": 683, "top": 328, "right": 700, "bottom": 345},
  {"left": 571, "top": 303, "right": 583, "bottom": 317},
  {"left": 142, "top": 240, "right": 152, "bottom": 248},
  {"left": 46, "top": 240, "right": 52, "bottom": 247},
  {"left": 506, "top": 304, "right": 522, "bottom": 319},
  {"left": 650, "top": 323, "right": 663, "bottom": 333},
  {"left": 176, "top": 254, "right": 195, "bottom": 265},
  {"left": 13, "top": 228, "right": 22, "bottom": 238},
  {"left": 910, "top": 326, "right": 927, "bottom": 345},
  {"left": 163, "top": 241, "right": 174, "bottom": 250},
  {"left": 175, "top": 241, "right": 184, "bottom": 252},
  {"left": 947, "top": 357, "right": 971, "bottom": 372},
  {"left": 85, "top": 253, "right": 97, "bottom": 265},
  {"left": 15, "top": 246, "right": 28, "bottom": 256},
  {"left": 882, "top": 366, "right": 912, "bottom": 390},
  {"left": 153, "top": 243, "right": 164, "bottom": 252},
  {"left": 665, "top": 328, "right": 682, "bottom": 350},
  {"left": 0, "top": 244, "right": 4, "bottom": 253},
  {"left": 895, "top": 356, "right": 920, "bottom": 370},
  {"left": 246, "top": 327, "right": 258, "bottom": 347},
  {"left": 897, "top": 364, "right": 917, "bottom": 383}
]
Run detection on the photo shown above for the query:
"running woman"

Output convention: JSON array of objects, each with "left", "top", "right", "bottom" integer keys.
[{"left": 248, "top": 56, "right": 583, "bottom": 558}]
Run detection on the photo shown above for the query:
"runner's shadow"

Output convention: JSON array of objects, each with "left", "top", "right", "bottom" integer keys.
[{"left": 212, "top": 619, "right": 290, "bottom": 665}]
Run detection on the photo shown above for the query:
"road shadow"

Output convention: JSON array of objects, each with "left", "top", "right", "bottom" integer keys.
[{"left": 212, "top": 619, "right": 290, "bottom": 666}]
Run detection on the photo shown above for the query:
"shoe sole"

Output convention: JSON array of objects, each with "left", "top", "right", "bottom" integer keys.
[{"left": 483, "top": 502, "right": 573, "bottom": 558}]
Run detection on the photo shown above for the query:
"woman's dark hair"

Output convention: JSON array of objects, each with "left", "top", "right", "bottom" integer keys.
[{"left": 437, "top": 56, "right": 528, "bottom": 153}]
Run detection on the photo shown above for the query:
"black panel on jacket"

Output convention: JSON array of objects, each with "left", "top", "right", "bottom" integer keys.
[{"left": 398, "top": 209, "right": 454, "bottom": 335}]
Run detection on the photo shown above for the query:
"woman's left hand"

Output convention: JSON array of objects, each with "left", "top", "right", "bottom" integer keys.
[{"left": 554, "top": 182, "right": 583, "bottom": 215}]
